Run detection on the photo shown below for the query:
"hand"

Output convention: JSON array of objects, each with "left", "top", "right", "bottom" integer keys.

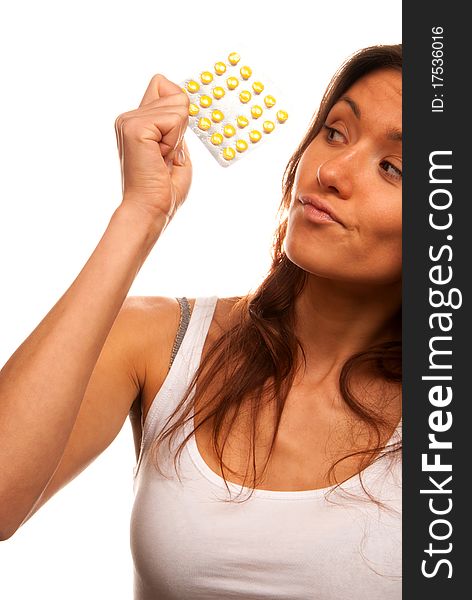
[{"left": 114, "top": 74, "right": 192, "bottom": 227}]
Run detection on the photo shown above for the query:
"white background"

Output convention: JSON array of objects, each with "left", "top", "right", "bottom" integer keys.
[{"left": 0, "top": 1, "right": 401, "bottom": 597}]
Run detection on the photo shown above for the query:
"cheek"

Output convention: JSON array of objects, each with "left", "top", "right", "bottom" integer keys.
[
  {"left": 354, "top": 208, "right": 402, "bottom": 278},
  {"left": 359, "top": 202, "right": 402, "bottom": 248},
  {"left": 344, "top": 203, "right": 403, "bottom": 281},
  {"left": 353, "top": 178, "right": 401, "bottom": 239}
]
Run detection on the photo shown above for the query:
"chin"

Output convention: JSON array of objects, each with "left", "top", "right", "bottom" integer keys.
[
  {"left": 284, "top": 233, "right": 328, "bottom": 270},
  {"left": 284, "top": 240, "right": 330, "bottom": 278},
  {"left": 285, "top": 241, "right": 400, "bottom": 286}
]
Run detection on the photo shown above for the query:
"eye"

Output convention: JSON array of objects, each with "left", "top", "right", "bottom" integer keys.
[
  {"left": 323, "top": 125, "right": 345, "bottom": 143},
  {"left": 380, "top": 160, "right": 402, "bottom": 182},
  {"left": 322, "top": 123, "right": 402, "bottom": 183}
]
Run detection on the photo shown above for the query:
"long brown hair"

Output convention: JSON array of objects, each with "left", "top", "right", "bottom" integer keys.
[{"left": 149, "top": 43, "right": 402, "bottom": 502}]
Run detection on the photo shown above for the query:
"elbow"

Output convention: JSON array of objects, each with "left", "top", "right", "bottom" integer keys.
[
  {"left": 0, "top": 486, "right": 39, "bottom": 541},
  {"left": 0, "top": 524, "right": 17, "bottom": 541},
  {"left": 0, "top": 499, "right": 22, "bottom": 541},
  {"left": 0, "top": 508, "right": 17, "bottom": 540}
]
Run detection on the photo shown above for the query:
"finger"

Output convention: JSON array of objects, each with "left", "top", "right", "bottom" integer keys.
[
  {"left": 132, "top": 95, "right": 190, "bottom": 120},
  {"left": 140, "top": 107, "right": 188, "bottom": 158},
  {"left": 145, "top": 108, "right": 189, "bottom": 156},
  {"left": 141, "top": 93, "right": 189, "bottom": 109},
  {"left": 119, "top": 99, "right": 189, "bottom": 132},
  {"left": 170, "top": 140, "right": 192, "bottom": 203},
  {"left": 114, "top": 117, "right": 125, "bottom": 188},
  {"left": 173, "top": 137, "right": 190, "bottom": 166},
  {"left": 164, "top": 117, "right": 187, "bottom": 163},
  {"left": 124, "top": 110, "right": 186, "bottom": 158},
  {"left": 119, "top": 102, "right": 189, "bottom": 130},
  {"left": 139, "top": 74, "right": 185, "bottom": 107}
]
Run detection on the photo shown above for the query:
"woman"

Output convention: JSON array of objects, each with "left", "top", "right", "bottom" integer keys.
[{"left": 0, "top": 44, "right": 402, "bottom": 599}]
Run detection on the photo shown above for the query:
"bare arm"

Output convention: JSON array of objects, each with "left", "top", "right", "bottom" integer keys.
[
  {"left": 0, "top": 204, "right": 166, "bottom": 538},
  {"left": 0, "top": 73, "right": 192, "bottom": 539}
]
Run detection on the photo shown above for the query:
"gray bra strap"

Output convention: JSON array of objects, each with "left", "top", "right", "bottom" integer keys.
[{"left": 168, "top": 297, "right": 191, "bottom": 370}]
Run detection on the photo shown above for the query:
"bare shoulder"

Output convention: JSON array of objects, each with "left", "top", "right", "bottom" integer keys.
[
  {"left": 123, "top": 293, "right": 244, "bottom": 379},
  {"left": 121, "top": 295, "right": 182, "bottom": 331},
  {"left": 119, "top": 295, "right": 183, "bottom": 376},
  {"left": 129, "top": 294, "right": 242, "bottom": 431},
  {"left": 133, "top": 294, "right": 243, "bottom": 388}
]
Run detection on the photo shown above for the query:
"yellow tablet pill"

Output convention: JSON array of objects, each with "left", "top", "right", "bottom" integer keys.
[
  {"left": 210, "top": 132, "right": 224, "bottom": 145},
  {"left": 189, "top": 103, "right": 200, "bottom": 116},
  {"left": 180, "top": 54, "right": 290, "bottom": 166},
  {"left": 212, "top": 86, "right": 226, "bottom": 99},
  {"left": 236, "top": 139, "right": 248, "bottom": 152},
  {"left": 214, "top": 61, "right": 226, "bottom": 75},
  {"left": 228, "top": 52, "right": 240, "bottom": 65},
  {"left": 227, "top": 77, "right": 239, "bottom": 90},
  {"left": 251, "top": 105, "right": 263, "bottom": 119},
  {"left": 252, "top": 81, "right": 264, "bottom": 94},
  {"left": 200, "top": 95, "right": 212, "bottom": 108},
  {"left": 223, "top": 147, "right": 236, "bottom": 161},
  {"left": 237, "top": 115, "right": 249, "bottom": 128},
  {"left": 240, "top": 66, "right": 252, "bottom": 80},
  {"left": 249, "top": 130, "right": 262, "bottom": 143},
  {"left": 198, "top": 117, "right": 212, "bottom": 131},
  {"left": 211, "top": 109, "right": 224, "bottom": 123},
  {"left": 187, "top": 80, "right": 200, "bottom": 93},
  {"left": 223, "top": 124, "right": 236, "bottom": 138},
  {"left": 200, "top": 71, "right": 213, "bottom": 84},
  {"left": 276, "top": 110, "right": 289, "bottom": 123},
  {"left": 239, "top": 90, "right": 252, "bottom": 103}
]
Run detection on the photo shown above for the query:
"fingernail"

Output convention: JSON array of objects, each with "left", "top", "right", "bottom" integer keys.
[{"left": 175, "top": 148, "right": 185, "bottom": 166}]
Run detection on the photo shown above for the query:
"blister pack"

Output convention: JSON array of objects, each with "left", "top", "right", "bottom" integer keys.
[{"left": 180, "top": 51, "right": 290, "bottom": 167}]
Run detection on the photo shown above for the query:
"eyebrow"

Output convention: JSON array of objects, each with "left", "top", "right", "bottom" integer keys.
[
  {"left": 338, "top": 95, "right": 402, "bottom": 143},
  {"left": 340, "top": 96, "right": 361, "bottom": 119},
  {"left": 385, "top": 127, "right": 402, "bottom": 142}
]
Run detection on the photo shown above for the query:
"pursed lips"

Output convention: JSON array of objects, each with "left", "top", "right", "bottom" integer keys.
[{"left": 297, "top": 195, "right": 344, "bottom": 226}]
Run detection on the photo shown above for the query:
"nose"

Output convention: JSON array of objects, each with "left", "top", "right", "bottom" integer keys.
[{"left": 317, "top": 149, "right": 359, "bottom": 199}]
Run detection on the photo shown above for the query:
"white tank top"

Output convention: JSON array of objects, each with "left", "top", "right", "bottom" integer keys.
[{"left": 130, "top": 296, "right": 402, "bottom": 599}]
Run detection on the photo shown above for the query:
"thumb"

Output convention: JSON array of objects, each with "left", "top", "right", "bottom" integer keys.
[
  {"left": 170, "top": 138, "right": 192, "bottom": 202},
  {"left": 173, "top": 140, "right": 186, "bottom": 167}
]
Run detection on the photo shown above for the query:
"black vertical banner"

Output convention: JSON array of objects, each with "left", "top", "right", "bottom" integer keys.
[{"left": 403, "top": 2, "right": 470, "bottom": 598}]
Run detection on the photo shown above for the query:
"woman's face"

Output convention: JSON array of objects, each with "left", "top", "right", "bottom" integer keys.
[{"left": 285, "top": 67, "right": 402, "bottom": 286}]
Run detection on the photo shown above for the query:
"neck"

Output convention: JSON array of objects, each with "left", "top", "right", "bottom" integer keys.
[{"left": 293, "top": 274, "right": 401, "bottom": 382}]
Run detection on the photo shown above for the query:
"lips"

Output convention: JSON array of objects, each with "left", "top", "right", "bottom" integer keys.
[{"left": 298, "top": 195, "right": 344, "bottom": 226}]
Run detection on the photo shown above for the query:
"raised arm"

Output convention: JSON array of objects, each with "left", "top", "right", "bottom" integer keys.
[{"left": 0, "top": 74, "right": 191, "bottom": 540}]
